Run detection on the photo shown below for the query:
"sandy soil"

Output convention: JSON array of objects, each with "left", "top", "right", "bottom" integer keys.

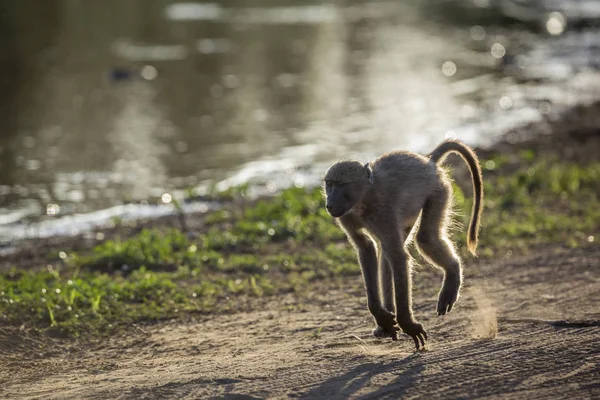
[{"left": 1, "top": 242, "right": 598, "bottom": 400}]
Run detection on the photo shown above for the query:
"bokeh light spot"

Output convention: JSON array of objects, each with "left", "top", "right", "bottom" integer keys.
[
  {"left": 491, "top": 43, "right": 506, "bottom": 59},
  {"left": 546, "top": 12, "right": 565, "bottom": 36},
  {"left": 442, "top": 61, "right": 457, "bottom": 77},
  {"left": 539, "top": 101, "right": 552, "bottom": 114},
  {"left": 47, "top": 204, "right": 60, "bottom": 216},
  {"left": 141, "top": 65, "right": 158, "bottom": 80},
  {"left": 266, "top": 181, "right": 277, "bottom": 193},
  {"left": 499, "top": 96, "right": 513, "bottom": 110},
  {"left": 161, "top": 193, "right": 172, "bottom": 204},
  {"left": 470, "top": 25, "right": 486, "bottom": 41}
]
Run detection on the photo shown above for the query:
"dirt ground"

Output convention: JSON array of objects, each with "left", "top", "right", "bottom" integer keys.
[{"left": 2, "top": 242, "right": 598, "bottom": 399}]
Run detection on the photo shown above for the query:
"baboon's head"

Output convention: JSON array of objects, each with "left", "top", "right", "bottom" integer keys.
[{"left": 323, "top": 161, "right": 373, "bottom": 218}]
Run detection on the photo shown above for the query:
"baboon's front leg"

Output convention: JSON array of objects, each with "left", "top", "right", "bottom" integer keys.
[
  {"left": 354, "top": 237, "right": 398, "bottom": 337},
  {"left": 339, "top": 215, "right": 397, "bottom": 337},
  {"left": 380, "top": 257, "right": 396, "bottom": 314},
  {"left": 381, "top": 239, "right": 427, "bottom": 350},
  {"left": 381, "top": 223, "right": 413, "bottom": 313},
  {"left": 372, "top": 257, "right": 399, "bottom": 340}
]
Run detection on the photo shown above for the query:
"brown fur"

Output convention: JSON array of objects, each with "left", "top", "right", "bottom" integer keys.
[{"left": 323, "top": 139, "right": 484, "bottom": 349}]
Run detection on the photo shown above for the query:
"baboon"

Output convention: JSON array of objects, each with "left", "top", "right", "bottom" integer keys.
[{"left": 323, "top": 139, "right": 483, "bottom": 350}]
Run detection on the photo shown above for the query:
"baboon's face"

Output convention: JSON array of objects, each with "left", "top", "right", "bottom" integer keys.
[
  {"left": 323, "top": 161, "right": 371, "bottom": 218},
  {"left": 324, "top": 180, "right": 364, "bottom": 217}
]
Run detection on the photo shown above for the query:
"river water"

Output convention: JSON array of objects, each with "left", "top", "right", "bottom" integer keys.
[{"left": 1, "top": 0, "right": 599, "bottom": 243}]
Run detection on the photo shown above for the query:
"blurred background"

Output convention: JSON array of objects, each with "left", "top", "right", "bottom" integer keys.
[{"left": 1, "top": 0, "right": 599, "bottom": 243}]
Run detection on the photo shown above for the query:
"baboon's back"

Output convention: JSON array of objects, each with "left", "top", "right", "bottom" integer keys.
[{"left": 371, "top": 151, "right": 439, "bottom": 213}]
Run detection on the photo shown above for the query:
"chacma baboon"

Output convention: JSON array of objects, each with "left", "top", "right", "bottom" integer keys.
[{"left": 323, "top": 139, "right": 483, "bottom": 350}]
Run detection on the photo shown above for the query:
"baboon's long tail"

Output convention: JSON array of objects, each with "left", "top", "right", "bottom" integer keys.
[{"left": 429, "top": 140, "right": 483, "bottom": 256}]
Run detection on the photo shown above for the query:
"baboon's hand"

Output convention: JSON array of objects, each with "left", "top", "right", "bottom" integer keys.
[
  {"left": 372, "top": 325, "right": 400, "bottom": 340},
  {"left": 400, "top": 321, "right": 427, "bottom": 350}
]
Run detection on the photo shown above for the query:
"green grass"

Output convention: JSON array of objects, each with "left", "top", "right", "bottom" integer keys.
[
  {"left": 0, "top": 262, "right": 278, "bottom": 337},
  {"left": 1, "top": 153, "right": 598, "bottom": 337}
]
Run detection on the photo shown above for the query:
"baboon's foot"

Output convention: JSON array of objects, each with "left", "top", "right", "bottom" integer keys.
[
  {"left": 370, "top": 308, "right": 398, "bottom": 340},
  {"left": 437, "top": 272, "right": 461, "bottom": 316},
  {"left": 370, "top": 304, "right": 396, "bottom": 326},
  {"left": 399, "top": 321, "right": 428, "bottom": 350},
  {"left": 372, "top": 325, "right": 399, "bottom": 340}
]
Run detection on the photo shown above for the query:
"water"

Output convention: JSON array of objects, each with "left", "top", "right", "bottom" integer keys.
[{"left": 1, "top": 0, "right": 599, "bottom": 243}]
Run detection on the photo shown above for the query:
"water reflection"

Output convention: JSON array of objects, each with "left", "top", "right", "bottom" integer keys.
[
  {"left": 108, "top": 82, "right": 170, "bottom": 201},
  {"left": 1, "top": 0, "right": 600, "bottom": 241}
]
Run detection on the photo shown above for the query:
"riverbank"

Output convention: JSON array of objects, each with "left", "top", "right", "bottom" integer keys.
[{"left": 1, "top": 111, "right": 599, "bottom": 398}]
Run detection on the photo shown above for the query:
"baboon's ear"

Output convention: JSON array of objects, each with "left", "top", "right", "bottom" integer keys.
[{"left": 364, "top": 163, "right": 374, "bottom": 184}]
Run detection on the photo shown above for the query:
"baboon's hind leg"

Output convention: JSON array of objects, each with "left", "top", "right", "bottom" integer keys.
[{"left": 416, "top": 186, "right": 463, "bottom": 316}]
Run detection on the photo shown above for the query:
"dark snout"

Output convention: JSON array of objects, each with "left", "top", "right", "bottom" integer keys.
[
  {"left": 325, "top": 186, "right": 350, "bottom": 218},
  {"left": 326, "top": 200, "right": 346, "bottom": 218},
  {"left": 325, "top": 203, "right": 337, "bottom": 216}
]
